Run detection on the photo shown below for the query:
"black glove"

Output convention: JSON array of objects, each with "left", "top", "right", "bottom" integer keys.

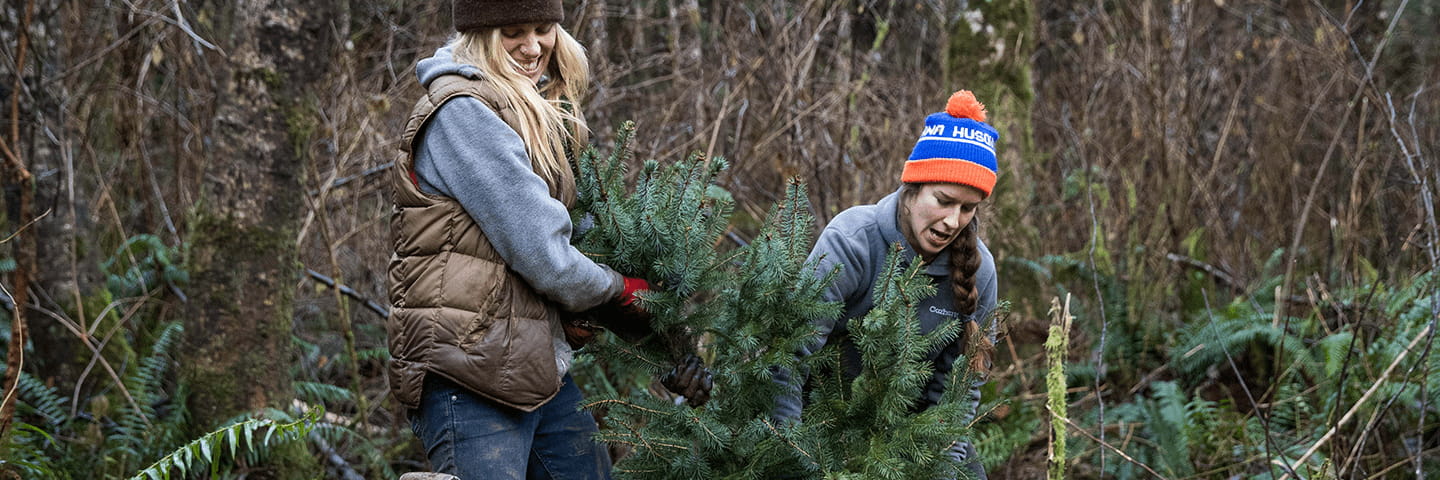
[
  {"left": 561, "top": 312, "right": 601, "bottom": 349},
  {"left": 561, "top": 275, "right": 658, "bottom": 349},
  {"left": 563, "top": 300, "right": 655, "bottom": 349},
  {"left": 661, "top": 354, "right": 714, "bottom": 407}
]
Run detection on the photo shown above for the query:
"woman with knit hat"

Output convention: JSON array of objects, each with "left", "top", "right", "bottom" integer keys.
[
  {"left": 773, "top": 90, "right": 1001, "bottom": 479},
  {"left": 386, "top": 1, "right": 668, "bottom": 478}
]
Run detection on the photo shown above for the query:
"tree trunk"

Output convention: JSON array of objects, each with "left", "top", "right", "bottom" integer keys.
[
  {"left": 177, "top": 0, "right": 337, "bottom": 453},
  {"left": 23, "top": 0, "right": 87, "bottom": 389},
  {"left": 0, "top": 0, "right": 40, "bottom": 440}
]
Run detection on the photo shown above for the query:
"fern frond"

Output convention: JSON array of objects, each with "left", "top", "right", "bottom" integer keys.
[
  {"left": 4, "top": 421, "right": 69, "bottom": 480},
  {"left": 129, "top": 406, "right": 324, "bottom": 480},
  {"left": 1145, "top": 382, "right": 1194, "bottom": 477},
  {"left": 13, "top": 370, "right": 67, "bottom": 424},
  {"left": 973, "top": 414, "right": 1038, "bottom": 471},
  {"left": 107, "top": 321, "right": 185, "bottom": 471},
  {"left": 294, "top": 381, "right": 356, "bottom": 405},
  {"left": 1318, "top": 331, "right": 1356, "bottom": 377}
]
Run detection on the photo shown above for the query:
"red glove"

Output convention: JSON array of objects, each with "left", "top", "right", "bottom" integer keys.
[{"left": 619, "top": 276, "right": 651, "bottom": 306}]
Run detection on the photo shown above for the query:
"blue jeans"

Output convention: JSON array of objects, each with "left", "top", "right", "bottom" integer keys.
[{"left": 409, "top": 374, "right": 612, "bottom": 480}]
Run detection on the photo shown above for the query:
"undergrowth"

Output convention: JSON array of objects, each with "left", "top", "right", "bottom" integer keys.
[
  {"left": 980, "top": 249, "right": 1438, "bottom": 479},
  {"left": 0, "top": 235, "right": 393, "bottom": 479}
]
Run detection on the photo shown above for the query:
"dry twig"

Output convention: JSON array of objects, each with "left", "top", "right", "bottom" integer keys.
[
  {"left": 1051, "top": 410, "right": 1165, "bottom": 480},
  {"left": 1279, "top": 323, "right": 1432, "bottom": 480}
]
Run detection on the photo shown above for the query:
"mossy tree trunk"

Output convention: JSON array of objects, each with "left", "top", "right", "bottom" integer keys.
[
  {"left": 0, "top": 0, "right": 44, "bottom": 440},
  {"left": 17, "top": 0, "right": 90, "bottom": 391},
  {"left": 943, "top": 1, "right": 1038, "bottom": 476},
  {"left": 943, "top": 0, "right": 1036, "bottom": 204},
  {"left": 176, "top": 0, "right": 338, "bottom": 458}
]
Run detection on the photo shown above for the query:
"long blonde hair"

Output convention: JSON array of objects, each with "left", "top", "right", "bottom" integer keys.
[{"left": 451, "top": 25, "right": 590, "bottom": 200}]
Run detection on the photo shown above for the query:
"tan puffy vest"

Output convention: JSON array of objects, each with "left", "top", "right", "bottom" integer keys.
[{"left": 387, "top": 75, "right": 576, "bottom": 412}]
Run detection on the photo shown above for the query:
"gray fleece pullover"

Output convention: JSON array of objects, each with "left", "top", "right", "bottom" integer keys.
[
  {"left": 411, "top": 46, "right": 622, "bottom": 312},
  {"left": 774, "top": 190, "right": 997, "bottom": 459}
]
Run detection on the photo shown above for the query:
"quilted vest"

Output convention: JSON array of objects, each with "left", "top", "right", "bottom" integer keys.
[{"left": 386, "top": 74, "right": 577, "bottom": 412}]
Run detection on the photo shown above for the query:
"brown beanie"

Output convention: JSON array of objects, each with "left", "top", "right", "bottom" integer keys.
[{"left": 453, "top": 0, "right": 564, "bottom": 32}]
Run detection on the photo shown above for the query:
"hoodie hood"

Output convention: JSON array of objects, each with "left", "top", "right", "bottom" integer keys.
[{"left": 416, "top": 45, "right": 484, "bottom": 88}]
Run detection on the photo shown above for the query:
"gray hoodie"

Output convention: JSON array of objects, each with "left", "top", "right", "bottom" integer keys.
[{"left": 410, "top": 46, "right": 622, "bottom": 313}]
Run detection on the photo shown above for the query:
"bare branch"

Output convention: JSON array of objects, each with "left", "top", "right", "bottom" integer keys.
[
  {"left": 1051, "top": 410, "right": 1166, "bottom": 480},
  {"left": 1202, "top": 289, "right": 1296, "bottom": 477},
  {"left": 305, "top": 269, "right": 388, "bottom": 318},
  {"left": 1279, "top": 323, "right": 1433, "bottom": 479}
]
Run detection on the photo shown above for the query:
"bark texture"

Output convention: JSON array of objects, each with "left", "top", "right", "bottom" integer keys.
[{"left": 177, "top": 0, "right": 338, "bottom": 444}]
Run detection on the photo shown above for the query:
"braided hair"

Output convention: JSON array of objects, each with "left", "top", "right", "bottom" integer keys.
[
  {"left": 902, "top": 184, "right": 995, "bottom": 376},
  {"left": 947, "top": 215, "right": 994, "bottom": 377}
]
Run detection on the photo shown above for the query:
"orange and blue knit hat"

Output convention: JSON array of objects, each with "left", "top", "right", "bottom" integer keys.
[{"left": 901, "top": 90, "right": 999, "bottom": 197}]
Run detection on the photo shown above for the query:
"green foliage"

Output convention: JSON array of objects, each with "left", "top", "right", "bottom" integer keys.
[
  {"left": 1, "top": 234, "right": 204, "bottom": 479},
  {"left": 294, "top": 380, "right": 356, "bottom": 405},
  {"left": 129, "top": 406, "right": 323, "bottom": 480},
  {"left": 1090, "top": 383, "right": 1233, "bottom": 479},
  {"left": 1, "top": 261, "right": 381, "bottom": 480},
  {"left": 997, "top": 228, "right": 1436, "bottom": 478},
  {"left": 795, "top": 251, "right": 977, "bottom": 480},
  {"left": 290, "top": 335, "right": 402, "bottom": 477},
  {"left": 574, "top": 120, "right": 736, "bottom": 365},
  {"left": 102, "top": 234, "right": 189, "bottom": 297},
  {"left": 0, "top": 322, "right": 188, "bottom": 478},
  {"left": 2, "top": 371, "right": 71, "bottom": 479},
  {"left": 971, "top": 405, "right": 1037, "bottom": 471},
  {"left": 1168, "top": 307, "right": 1314, "bottom": 383},
  {"left": 577, "top": 122, "right": 834, "bottom": 477},
  {"left": 1052, "top": 268, "right": 1439, "bottom": 479},
  {"left": 575, "top": 122, "right": 980, "bottom": 478},
  {"left": 1144, "top": 382, "right": 1194, "bottom": 478},
  {"left": 105, "top": 322, "right": 190, "bottom": 475},
  {"left": 14, "top": 370, "right": 66, "bottom": 424}
]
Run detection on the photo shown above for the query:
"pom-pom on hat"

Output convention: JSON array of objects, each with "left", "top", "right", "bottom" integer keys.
[
  {"left": 453, "top": 0, "right": 563, "bottom": 32},
  {"left": 902, "top": 90, "right": 1000, "bottom": 197}
]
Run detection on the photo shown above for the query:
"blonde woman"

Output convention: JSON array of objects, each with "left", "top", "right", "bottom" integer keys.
[{"left": 386, "top": 1, "right": 648, "bottom": 478}]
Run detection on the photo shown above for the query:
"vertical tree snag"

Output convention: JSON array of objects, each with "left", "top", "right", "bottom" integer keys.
[
  {"left": 0, "top": 0, "right": 37, "bottom": 440},
  {"left": 177, "top": 0, "right": 337, "bottom": 442}
]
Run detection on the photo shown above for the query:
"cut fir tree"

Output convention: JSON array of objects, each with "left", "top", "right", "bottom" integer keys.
[{"left": 572, "top": 121, "right": 988, "bottom": 479}]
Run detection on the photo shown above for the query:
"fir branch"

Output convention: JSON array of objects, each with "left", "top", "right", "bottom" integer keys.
[
  {"left": 577, "top": 123, "right": 974, "bottom": 478},
  {"left": 585, "top": 399, "right": 671, "bottom": 417},
  {"left": 761, "top": 418, "right": 817, "bottom": 466},
  {"left": 681, "top": 410, "right": 725, "bottom": 448}
]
